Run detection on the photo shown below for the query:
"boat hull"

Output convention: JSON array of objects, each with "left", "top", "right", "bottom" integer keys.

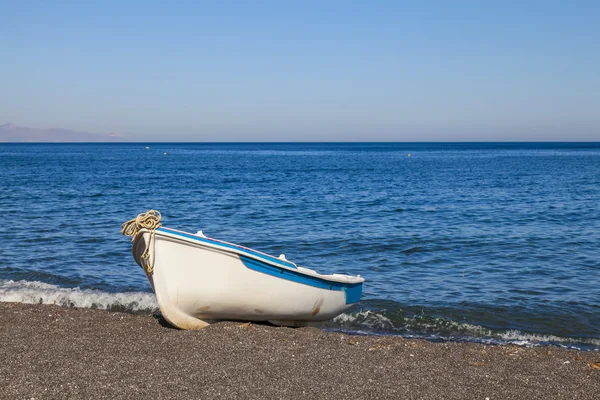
[{"left": 133, "top": 229, "right": 363, "bottom": 329}]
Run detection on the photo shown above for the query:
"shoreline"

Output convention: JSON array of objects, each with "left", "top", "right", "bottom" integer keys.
[
  {"left": 1, "top": 302, "right": 599, "bottom": 399},
  {"left": 2, "top": 280, "right": 598, "bottom": 351}
]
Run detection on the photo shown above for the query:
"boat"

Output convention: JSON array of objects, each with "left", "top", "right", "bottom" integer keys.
[{"left": 121, "top": 211, "right": 365, "bottom": 329}]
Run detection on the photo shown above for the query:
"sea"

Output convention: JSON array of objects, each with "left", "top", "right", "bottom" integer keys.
[{"left": 1, "top": 142, "right": 599, "bottom": 350}]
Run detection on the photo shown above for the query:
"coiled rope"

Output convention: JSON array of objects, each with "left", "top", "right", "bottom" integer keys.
[{"left": 121, "top": 210, "right": 162, "bottom": 274}]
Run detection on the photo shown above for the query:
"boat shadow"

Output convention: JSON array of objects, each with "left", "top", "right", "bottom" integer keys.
[
  {"left": 152, "top": 313, "right": 179, "bottom": 329},
  {"left": 152, "top": 313, "right": 286, "bottom": 330}
]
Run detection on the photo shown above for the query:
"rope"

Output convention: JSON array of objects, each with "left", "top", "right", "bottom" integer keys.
[{"left": 121, "top": 210, "right": 162, "bottom": 274}]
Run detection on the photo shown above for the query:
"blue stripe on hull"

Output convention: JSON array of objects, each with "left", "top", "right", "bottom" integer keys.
[
  {"left": 343, "top": 284, "right": 363, "bottom": 304},
  {"left": 157, "top": 227, "right": 298, "bottom": 269},
  {"left": 239, "top": 255, "right": 362, "bottom": 305}
]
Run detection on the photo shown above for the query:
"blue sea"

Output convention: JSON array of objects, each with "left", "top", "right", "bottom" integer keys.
[{"left": 1, "top": 143, "right": 599, "bottom": 350}]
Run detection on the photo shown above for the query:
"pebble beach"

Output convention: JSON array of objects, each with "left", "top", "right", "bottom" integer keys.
[{"left": 1, "top": 302, "right": 598, "bottom": 400}]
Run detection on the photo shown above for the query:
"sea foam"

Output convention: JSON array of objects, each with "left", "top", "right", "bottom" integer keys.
[
  {"left": 0, "top": 280, "right": 158, "bottom": 313},
  {"left": 330, "top": 310, "right": 600, "bottom": 351}
]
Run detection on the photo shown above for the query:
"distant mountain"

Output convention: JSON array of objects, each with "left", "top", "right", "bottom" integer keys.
[{"left": 0, "top": 123, "right": 127, "bottom": 142}]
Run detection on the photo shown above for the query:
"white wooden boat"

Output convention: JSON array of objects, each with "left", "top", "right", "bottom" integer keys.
[{"left": 127, "top": 222, "right": 364, "bottom": 329}]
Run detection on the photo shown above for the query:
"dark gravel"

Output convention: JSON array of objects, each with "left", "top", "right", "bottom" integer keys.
[{"left": 0, "top": 302, "right": 598, "bottom": 399}]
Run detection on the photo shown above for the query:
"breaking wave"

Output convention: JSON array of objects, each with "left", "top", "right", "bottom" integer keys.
[
  {"left": 2, "top": 280, "right": 598, "bottom": 351},
  {"left": 326, "top": 309, "right": 600, "bottom": 351},
  {"left": 0, "top": 280, "right": 158, "bottom": 313}
]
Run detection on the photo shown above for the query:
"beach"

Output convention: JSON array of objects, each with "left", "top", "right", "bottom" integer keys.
[
  {"left": 3, "top": 2, "right": 599, "bottom": 398},
  {"left": 1, "top": 302, "right": 598, "bottom": 399}
]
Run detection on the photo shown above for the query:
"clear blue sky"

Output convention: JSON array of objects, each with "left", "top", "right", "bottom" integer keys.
[{"left": 1, "top": 1, "right": 599, "bottom": 141}]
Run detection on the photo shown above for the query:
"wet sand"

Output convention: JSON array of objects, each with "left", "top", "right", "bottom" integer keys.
[{"left": 1, "top": 302, "right": 598, "bottom": 399}]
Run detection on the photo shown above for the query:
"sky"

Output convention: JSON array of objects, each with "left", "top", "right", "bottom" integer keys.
[{"left": 1, "top": 1, "right": 599, "bottom": 141}]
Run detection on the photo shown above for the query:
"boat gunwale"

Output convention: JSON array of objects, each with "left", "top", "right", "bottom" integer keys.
[{"left": 146, "top": 227, "right": 364, "bottom": 285}]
